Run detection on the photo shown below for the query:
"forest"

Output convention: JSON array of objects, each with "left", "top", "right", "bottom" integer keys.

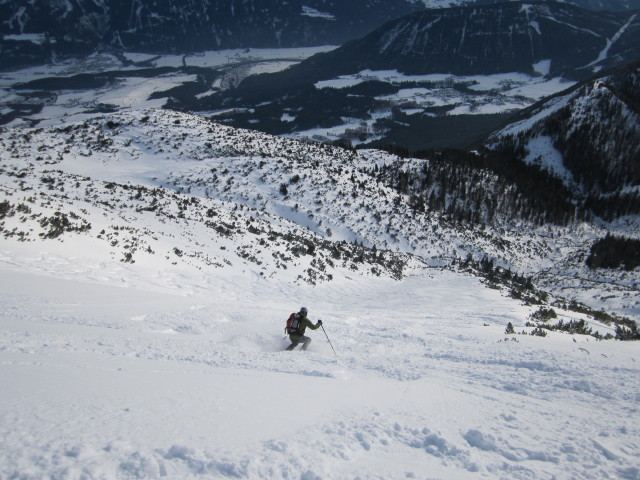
[{"left": 375, "top": 145, "right": 584, "bottom": 227}]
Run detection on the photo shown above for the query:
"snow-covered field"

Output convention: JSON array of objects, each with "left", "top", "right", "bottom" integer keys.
[
  {"left": 2, "top": 258, "right": 639, "bottom": 480},
  {"left": 286, "top": 68, "right": 575, "bottom": 145},
  {"left": 0, "top": 47, "right": 338, "bottom": 128}
]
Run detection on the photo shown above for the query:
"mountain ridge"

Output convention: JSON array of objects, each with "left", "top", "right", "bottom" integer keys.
[
  {"left": 2, "top": 0, "right": 639, "bottom": 70},
  {"left": 237, "top": 1, "right": 640, "bottom": 88},
  {"left": 487, "top": 60, "right": 640, "bottom": 219},
  {"left": 1, "top": 0, "right": 421, "bottom": 69}
]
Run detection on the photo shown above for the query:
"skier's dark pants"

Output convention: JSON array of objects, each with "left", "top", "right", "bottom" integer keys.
[{"left": 287, "top": 334, "right": 311, "bottom": 351}]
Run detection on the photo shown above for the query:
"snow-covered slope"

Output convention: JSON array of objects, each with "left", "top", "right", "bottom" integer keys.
[
  {"left": 2, "top": 261, "right": 638, "bottom": 479},
  {"left": 1, "top": 108, "right": 638, "bottom": 317},
  {"left": 0, "top": 110, "right": 422, "bottom": 287},
  {"left": 1, "top": 106, "right": 640, "bottom": 479}
]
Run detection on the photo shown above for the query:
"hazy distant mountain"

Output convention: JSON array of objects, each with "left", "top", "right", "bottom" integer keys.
[
  {"left": 1, "top": 0, "right": 420, "bottom": 68},
  {"left": 413, "top": 0, "right": 640, "bottom": 9},
  {"left": 2, "top": 0, "right": 639, "bottom": 69},
  {"left": 241, "top": 1, "right": 640, "bottom": 83}
]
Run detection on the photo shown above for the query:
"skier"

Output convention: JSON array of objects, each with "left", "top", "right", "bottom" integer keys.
[{"left": 286, "top": 307, "right": 322, "bottom": 351}]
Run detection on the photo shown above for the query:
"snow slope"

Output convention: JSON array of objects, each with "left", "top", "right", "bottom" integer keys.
[
  {"left": 1, "top": 107, "right": 638, "bottom": 314},
  {"left": 1, "top": 106, "right": 639, "bottom": 479},
  {"left": 2, "top": 264, "right": 639, "bottom": 480}
]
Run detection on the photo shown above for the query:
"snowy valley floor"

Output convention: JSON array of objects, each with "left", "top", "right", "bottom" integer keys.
[{"left": 1, "top": 263, "right": 639, "bottom": 480}]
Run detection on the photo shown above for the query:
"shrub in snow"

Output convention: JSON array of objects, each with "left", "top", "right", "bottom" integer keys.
[
  {"left": 530, "top": 327, "right": 548, "bottom": 337},
  {"left": 615, "top": 323, "right": 640, "bottom": 341},
  {"left": 0, "top": 200, "right": 11, "bottom": 219},
  {"left": 529, "top": 307, "right": 557, "bottom": 322},
  {"left": 38, "top": 211, "right": 91, "bottom": 239}
]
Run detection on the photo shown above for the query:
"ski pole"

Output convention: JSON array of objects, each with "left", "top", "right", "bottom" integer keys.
[{"left": 320, "top": 323, "right": 338, "bottom": 359}]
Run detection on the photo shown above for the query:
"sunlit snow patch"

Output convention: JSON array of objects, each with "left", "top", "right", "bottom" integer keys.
[
  {"left": 523, "top": 135, "right": 576, "bottom": 188},
  {"left": 3, "top": 33, "right": 48, "bottom": 45},
  {"left": 301, "top": 6, "right": 336, "bottom": 20},
  {"left": 533, "top": 59, "right": 551, "bottom": 76}
]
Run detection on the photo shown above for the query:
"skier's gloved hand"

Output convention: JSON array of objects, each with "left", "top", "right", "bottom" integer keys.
[{"left": 317, "top": 320, "right": 323, "bottom": 325}]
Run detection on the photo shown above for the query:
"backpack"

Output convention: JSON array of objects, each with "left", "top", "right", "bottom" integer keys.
[{"left": 285, "top": 312, "right": 301, "bottom": 335}]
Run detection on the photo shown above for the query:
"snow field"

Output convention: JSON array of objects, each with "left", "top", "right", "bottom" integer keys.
[{"left": 1, "top": 263, "right": 639, "bottom": 480}]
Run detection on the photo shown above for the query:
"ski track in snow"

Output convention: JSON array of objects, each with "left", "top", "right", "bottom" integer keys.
[{"left": 1, "top": 268, "right": 639, "bottom": 480}]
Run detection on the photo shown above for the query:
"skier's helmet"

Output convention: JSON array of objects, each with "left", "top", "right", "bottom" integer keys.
[{"left": 300, "top": 307, "right": 308, "bottom": 315}]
